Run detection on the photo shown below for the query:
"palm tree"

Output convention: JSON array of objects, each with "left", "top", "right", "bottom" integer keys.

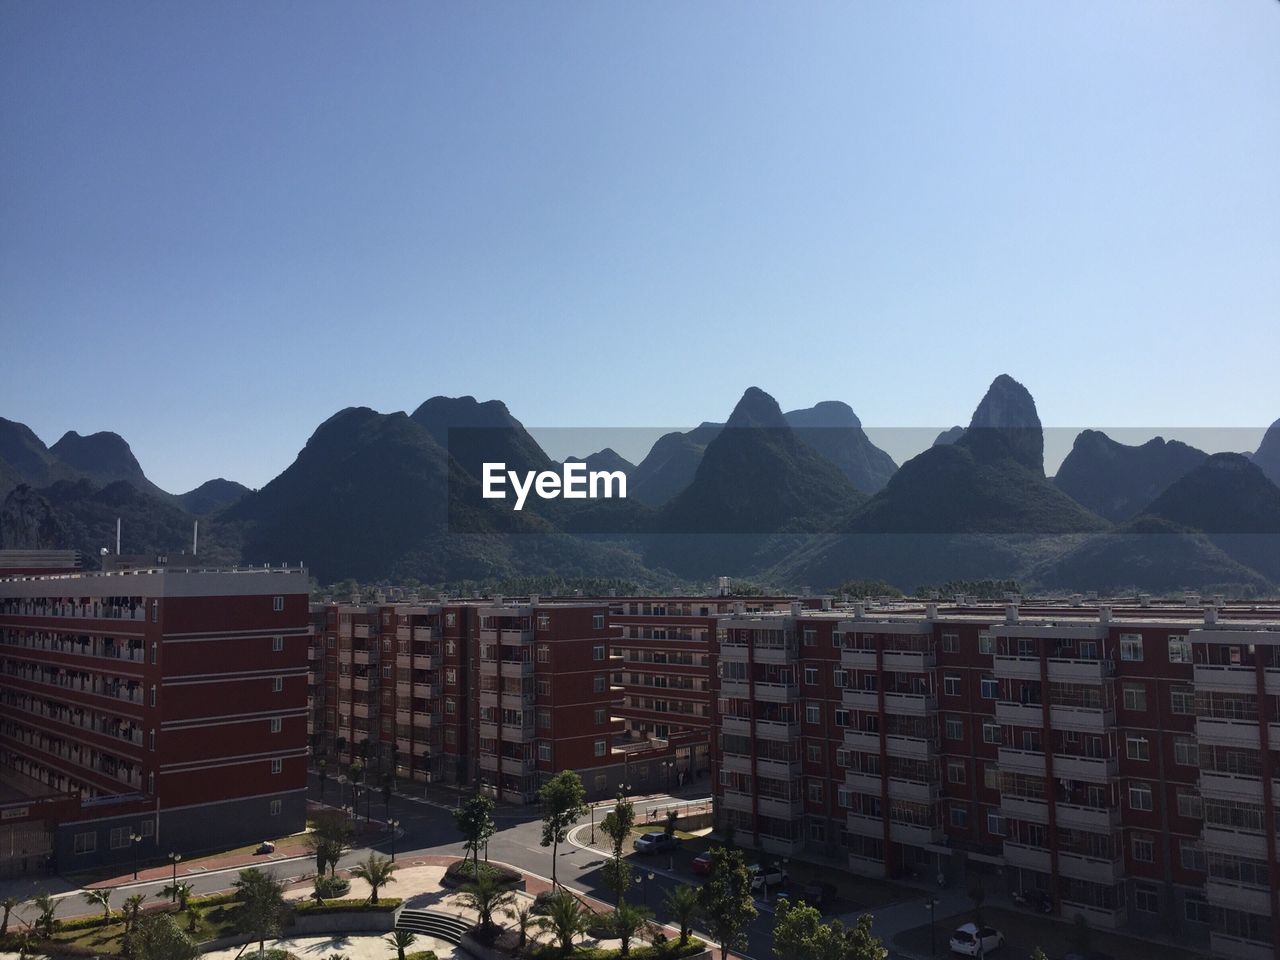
[
  {"left": 533, "top": 891, "right": 590, "bottom": 956},
  {"left": 122, "top": 894, "right": 146, "bottom": 934},
  {"left": 2, "top": 896, "right": 20, "bottom": 936},
  {"left": 506, "top": 903, "right": 535, "bottom": 950},
  {"left": 457, "top": 871, "right": 517, "bottom": 935},
  {"left": 662, "top": 885, "right": 700, "bottom": 946},
  {"left": 350, "top": 853, "right": 397, "bottom": 904},
  {"left": 610, "top": 902, "right": 653, "bottom": 958},
  {"left": 385, "top": 929, "right": 417, "bottom": 960},
  {"left": 31, "top": 892, "right": 58, "bottom": 939},
  {"left": 81, "top": 888, "right": 113, "bottom": 926},
  {"left": 159, "top": 882, "right": 193, "bottom": 913},
  {"left": 232, "top": 868, "right": 287, "bottom": 956}
]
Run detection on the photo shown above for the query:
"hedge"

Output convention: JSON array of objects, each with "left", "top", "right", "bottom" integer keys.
[
  {"left": 405, "top": 952, "right": 439, "bottom": 960},
  {"left": 293, "top": 897, "right": 403, "bottom": 914},
  {"left": 444, "top": 860, "right": 522, "bottom": 888},
  {"left": 531, "top": 938, "right": 706, "bottom": 960}
]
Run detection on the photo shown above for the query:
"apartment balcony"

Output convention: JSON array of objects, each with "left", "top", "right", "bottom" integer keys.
[
  {"left": 756, "top": 757, "right": 802, "bottom": 779},
  {"left": 718, "top": 642, "right": 749, "bottom": 662},
  {"left": 752, "top": 644, "right": 798, "bottom": 665},
  {"left": 479, "top": 659, "right": 534, "bottom": 676},
  {"left": 352, "top": 702, "right": 371, "bottom": 719},
  {"left": 1000, "top": 795, "right": 1049, "bottom": 825},
  {"left": 1267, "top": 668, "right": 1280, "bottom": 697},
  {"left": 412, "top": 682, "right": 436, "bottom": 699},
  {"left": 720, "top": 679, "right": 750, "bottom": 699},
  {"left": 755, "top": 681, "right": 799, "bottom": 702},
  {"left": 1202, "top": 826, "right": 1266, "bottom": 859},
  {"left": 759, "top": 836, "right": 804, "bottom": 857},
  {"left": 993, "top": 656, "right": 1041, "bottom": 680},
  {"left": 307, "top": 647, "right": 320, "bottom": 661},
  {"left": 1053, "top": 753, "right": 1119, "bottom": 782},
  {"left": 846, "top": 812, "right": 886, "bottom": 839},
  {"left": 352, "top": 676, "right": 370, "bottom": 692},
  {"left": 479, "top": 626, "right": 534, "bottom": 643},
  {"left": 1058, "top": 851, "right": 1124, "bottom": 884},
  {"left": 720, "top": 788, "right": 753, "bottom": 814},
  {"left": 396, "top": 626, "right": 411, "bottom": 642},
  {"left": 843, "top": 729, "right": 881, "bottom": 755},
  {"left": 1194, "top": 664, "right": 1256, "bottom": 694},
  {"left": 890, "top": 820, "right": 942, "bottom": 847},
  {"left": 1002, "top": 841, "right": 1051, "bottom": 873},
  {"left": 1059, "top": 901, "right": 1122, "bottom": 931},
  {"left": 396, "top": 707, "right": 411, "bottom": 723},
  {"left": 885, "top": 691, "right": 936, "bottom": 716},
  {"left": 722, "top": 716, "right": 750, "bottom": 737},
  {"left": 883, "top": 648, "right": 936, "bottom": 672},
  {"left": 721, "top": 752, "right": 751, "bottom": 774},
  {"left": 1196, "top": 716, "right": 1261, "bottom": 749},
  {"left": 1210, "top": 933, "right": 1275, "bottom": 960},
  {"left": 352, "top": 649, "right": 371, "bottom": 665},
  {"left": 478, "top": 721, "right": 499, "bottom": 741},
  {"left": 887, "top": 732, "right": 938, "bottom": 759},
  {"left": 754, "top": 718, "right": 801, "bottom": 740},
  {"left": 842, "top": 649, "right": 877, "bottom": 670},
  {"left": 398, "top": 681, "right": 413, "bottom": 697},
  {"left": 353, "top": 625, "right": 370, "bottom": 640},
  {"left": 1056, "top": 802, "right": 1120, "bottom": 832},
  {"left": 996, "top": 701, "right": 1044, "bottom": 727},
  {"left": 758, "top": 795, "right": 804, "bottom": 819},
  {"left": 1050, "top": 704, "right": 1114, "bottom": 732},
  {"left": 395, "top": 737, "right": 412, "bottom": 753},
  {"left": 888, "top": 777, "right": 938, "bottom": 803},
  {"left": 843, "top": 689, "right": 879, "bottom": 712},
  {"left": 501, "top": 722, "right": 535, "bottom": 742},
  {"left": 1199, "top": 770, "right": 1266, "bottom": 803},
  {"left": 998, "top": 747, "right": 1046, "bottom": 776},
  {"left": 1047, "top": 657, "right": 1113, "bottom": 683},
  {"left": 845, "top": 770, "right": 882, "bottom": 795},
  {"left": 1205, "top": 879, "right": 1272, "bottom": 916}
]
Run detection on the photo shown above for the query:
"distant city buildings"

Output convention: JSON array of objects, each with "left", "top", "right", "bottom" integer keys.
[{"left": 0, "top": 563, "right": 310, "bottom": 874}]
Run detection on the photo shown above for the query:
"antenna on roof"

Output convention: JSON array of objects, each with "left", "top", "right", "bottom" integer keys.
[
  {"left": 193, "top": 521, "right": 199, "bottom": 557},
  {"left": 116, "top": 518, "right": 121, "bottom": 556}
]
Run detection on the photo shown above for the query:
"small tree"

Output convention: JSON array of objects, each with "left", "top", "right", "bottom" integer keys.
[
  {"left": 611, "top": 901, "right": 653, "bottom": 958},
  {"left": 31, "top": 892, "right": 58, "bottom": 939},
  {"left": 232, "top": 868, "right": 288, "bottom": 956},
  {"left": 1031, "top": 950, "right": 1048, "bottom": 960},
  {"left": 159, "top": 882, "right": 193, "bottom": 912},
  {"left": 350, "top": 853, "right": 397, "bottom": 904},
  {"left": 1, "top": 896, "right": 18, "bottom": 936},
  {"left": 82, "top": 888, "right": 113, "bottom": 926},
  {"left": 457, "top": 871, "right": 516, "bottom": 936},
  {"left": 385, "top": 930, "right": 417, "bottom": 960},
  {"left": 844, "top": 914, "right": 888, "bottom": 960},
  {"left": 663, "top": 885, "right": 700, "bottom": 946},
  {"left": 454, "top": 792, "right": 496, "bottom": 877},
  {"left": 698, "top": 847, "right": 757, "bottom": 960},
  {"left": 534, "top": 891, "right": 591, "bottom": 955},
  {"left": 307, "top": 810, "right": 353, "bottom": 877},
  {"left": 773, "top": 899, "right": 887, "bottom": 960},
  {"left": 136, "top": 912, "right": 199, "bottom": 960},
  {"left": 185, "top": 905, "right": 201, "bottom": 935},
  {"left": 600, "top": 793, "right": 636, "bottom": 904},
  {"left": 538, "top": 770, "right": 589, "bottom": 888},
  {"left": 664, "top": 809, "right": 678, "bottom": 838},
  {"left": 506, "top": 903, "right": 535, "bottom": 950},
  {"left": 123, "top": 894, "right": 146, "bottom": 934},
  {"left": 966, "top": 876, "right": 986, "bottom": 927}
]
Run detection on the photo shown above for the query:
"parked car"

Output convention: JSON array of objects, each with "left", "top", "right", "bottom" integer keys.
[
  {"left": 800, "top": 880, "right": 837, "bottom": 910},
  {"left": 747, "top": 863, "right": 787, "bottom": 892},
  {"left": 691, "top": 850, "right": 715, "bottom": 875},
  {"left": 633, "top": 832, "right": 679, "bottom": 854},
  {"left": 948, "top": 923, "right": 1004, "bottom": 956},
  {"left": 255, "top": 840, "right": 276, "bottom": 854}
]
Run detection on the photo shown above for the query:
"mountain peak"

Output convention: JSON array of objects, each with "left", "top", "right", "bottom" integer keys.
[
  {"left": 1253, "top": 417, "right": 1280, "bottom": 486},
  {"left": 784, "top": 400, "right": 862, "bottom": 430},
  {"left": 960, "top": 374, "right": 1044, "bottom": 472},
  {"left": 49, "top": 430, "right": 147, "bottom": 484},
  {"left": 725, "top": 387, "right": 787, "bottom": 430}
]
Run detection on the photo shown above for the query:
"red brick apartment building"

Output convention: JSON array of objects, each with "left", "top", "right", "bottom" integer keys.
[
  {"left": 311, "top": 597, "right": 636, "bottom": 802},
  {"left": 0, "top": 564, "right": 311, "bottom": 876},
  {"left": 709, "top": 598, "right": 1280, "bottom": 960}
]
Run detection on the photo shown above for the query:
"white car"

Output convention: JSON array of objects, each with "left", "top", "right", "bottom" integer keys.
[
  {"left": 746, "top": 863, "right": 787, "bottom": 892},
  {"left": 948, "top": 923, "right": 1004, "bottom": 956}
]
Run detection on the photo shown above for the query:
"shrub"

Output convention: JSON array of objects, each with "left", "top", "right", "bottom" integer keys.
[
  {"left": 404, "top": 952, "right": 438, "bottom": 960},
  {"left": 293, "top": 898, "right": 403, "bottom": 915},
  {"left": 529, "top": 939, "right": 705, "bottom": 960},
  {"left": 444, "top": 860, "right": 521, "bottom": 888},
  {"left": 313, "top": 875, "right": 351, "bottom": 899}
]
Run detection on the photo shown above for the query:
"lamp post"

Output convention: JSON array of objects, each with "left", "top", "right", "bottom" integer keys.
[
  {"left": 590, "top": 802, "right": 596, "bottom": 844},
  {"left": 925, "top": 898, "right": 938, "bottom": 958},
  {"left": 129, "top": 831, "right": 142, "bottom": 880},
  {"left": 388, "top": 818, "right": 400, "bottom": 862},
  {"left": 168, "top": 852, "right": 182, "bottom": 897}
]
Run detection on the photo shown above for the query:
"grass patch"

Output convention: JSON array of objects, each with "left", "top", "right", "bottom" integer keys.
[
  {"left": 530, "top": 937, "right": 706, "bottom": 960},
  {"left": 294, "top": 898, "right": 403, "bottom": 914}
]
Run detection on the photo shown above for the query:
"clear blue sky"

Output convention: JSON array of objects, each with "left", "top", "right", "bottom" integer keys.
[{"left": 3, "top": 2, "right": 1277, "bottom": 492}]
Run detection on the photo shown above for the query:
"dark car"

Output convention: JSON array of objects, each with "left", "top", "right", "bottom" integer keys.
[
  {"left": 691, "top": 850, "right": 714, "bottom": 875},
  {"left": 633, "top": 831, "right": 679, "bottom": 854},
  {"left": 800, "top": 881, "right": 837, "bottom": 910}
]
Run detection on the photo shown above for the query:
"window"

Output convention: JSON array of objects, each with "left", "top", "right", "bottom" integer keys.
[
  {"left": 150, "top": 729, "right": 156, "bottom": 751},
  {"left": 151, "top": 600, "right": 159, "bottom": 622},
  {"left": 271, "top": 759, "right": 283, "bottom": 774},
  {"left": 833, "top": 669, "right": 847, "bottom": 688},
  {"left": 1176, "top": 790, "right": 1202, "bottom": 819},
  {"left": 1184, "top": 895, "right": 1210, "bottom": 925},
  {"left": 271, "top": 676, "right": 283, "bottom": 693},
  {"left": 539, "top": 743, "right": 552, "bottom": 761},
  {"left": 804, "top": 666, "right": 818, "bottom": 686},
  {"left": 150, "top": 642, "right": 158, "bottom": 664},
  {"left": 942, "top": 633, "right": 958, "bottom": 653},
  {"left": 537, "top": 709, "right": 551, "bottom": 728},
  {"left": 805, "top": 703, "right": 821, "bottom": 724},
  {"left": 1168, "top": 634, "right": 1191, "bottom": 663},
  {"left": 1129, "top": 782, "right": 1153, "bottom": 811},
  {"left": 947, "top": 760, "right": 966, "bottom": 784},
  {"left": 445, "top": 612, "right": 456, "bottom": 628},
  {"left": 979, "top": 676, "right": 997, "bottom": 699},
  {"left": 536, "top": 679, "right": 550, "bottom": 696},
  {"left": 983, "top": 766, "right": 1000, "bottom": 790},
  {"left": 593, "top": 675, "right": 606, "bottom": 693},
  {"left": 272, "top": 596, "right": 284, "bottom": 612},
  {"left": 537, "top": 645, "right": 550, "bottom": 663},
  {"left": 74, "top": 832, "right": 97, "bottom": 854},
  {"left": 807, "top": 744, "right": 822, "bottom": 763},
  {"left": 945, "top": 716, "right": 963, "bottom": 740},
  {"left": 837, "top": 788, "right": 851, "bottom": 809},
  {"left": 807, "top": 819, "right": 826, "bottom": 842},
  {"left": 446, "top": 668, "right": 457, "bottom": 685},
  {"left": 140, "top": 820, "right": 154, "bottom": 838},
  {"left": 1120, "top": 633, "right": 1143, "bottom": 661},
  {"left": 593, "top": 644, "right": 605, "bottom": 661},
  {"left": 1126, "top": 736, "right": 1150, "bottom": 761},
  {"left": 272, "top": 635, "right": 284, "bottom": 652},
  {"left": 1131, "top": 835, "right": 1154, "bottom": 863},
  {"left": 982, "top": 722, "right": 1001, "bottom": 745},
  {"left": 594, "top": 773, "right": 607, "bottom": 792},
  {"left": 944, "top": 674, "right": 961, "bottom": 697},
  {"left": 1174, "top": 737, "right": 1198, "bottom": 766},
  {"left": 803, "top": 629, "right": 816, "bottom": 647},
  {"left": 1122, "top": 684, "right": 1146, "bottom": 711},
  {"left": 1181, "top": 840, "right": 1205, "bottom": 872},
  {"left": 978, "top": 633, "right": 994, "bottom": 655},
  {"left": 150, "top": 685, "right": 157, "bottom": 707},
  {"left": 987, "top": 812, "right": 1006, "bottom": 836},
  {"left": 1133, "top": 884, "right": 1159, "bottom": 914},
  {"left": 270, "top": 799, "right": 282, "bottom": 816},
  {"left": 807, "top": 781, "right": 823, "bottom": 802},
  {"left": 109, "top": 827, "right": 131, "bottom": 850},
  {"left": 834, "top": 709, "right": 849, "bottom": 728},
  {"left": 1171, "top": 686, "right": 1195, "bottom": 715},
  {"left": 593, "top": 614, "right": 605, "bottom": 630},
  {"left": 269, "top": 717, "right": 282, "bottom": 734},
  {"left": 537, "top": 614, "right": 551, "bottom": 630},
  {"left": 594, "top": 739, "right": 606, "bottom": 758},
  {"left": 593, "top": 707, "right": 605, "bottom": 725},
  {"left": 949, "top": 804, "right": 968, "bottom": 828}
]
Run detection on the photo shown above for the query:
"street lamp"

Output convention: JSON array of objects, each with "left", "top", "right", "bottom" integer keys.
[
  {"left": 388, "top": 818, "right": 401, "bottom": 862},
  {"left": 924, "top": 898, "right": 939, "bottom": 958},
  {"left": 168, "top": 852, "right": 182, "bottom": 898},
  {"left": 129, "top": 832, "right": 142, "bottom": 880}
]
